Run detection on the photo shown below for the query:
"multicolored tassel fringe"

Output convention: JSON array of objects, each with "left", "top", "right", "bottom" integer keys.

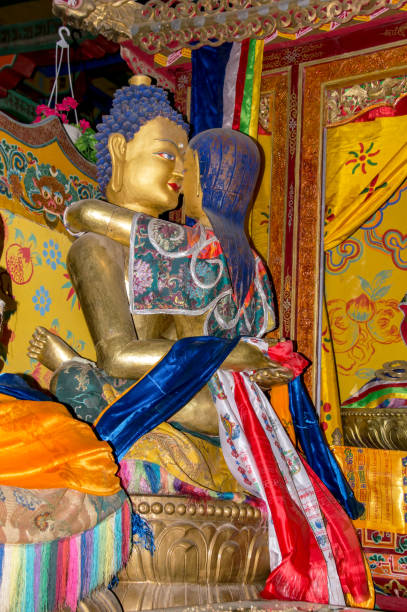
[{"left": 0, "top": 498, "right": 131, "bottom": 612}]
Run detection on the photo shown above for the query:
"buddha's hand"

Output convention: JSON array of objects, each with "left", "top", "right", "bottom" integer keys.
[
  {"left": 249, "top": 361, "right": 293, "bottom": 389},
  {"left": 246, "top": 337, "right": 308, "bottom": 389}
]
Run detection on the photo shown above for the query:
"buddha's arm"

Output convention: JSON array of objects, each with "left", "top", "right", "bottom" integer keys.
[
  {"left": 65, "top": 199, "right": 133, "bottom": 246},
  {"left": 68, "top": 232, "right": 273, "bottom": 379}
]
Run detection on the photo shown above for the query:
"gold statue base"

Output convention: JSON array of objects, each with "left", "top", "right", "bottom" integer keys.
[
  {"left": 342, "top": 407, "right": 407, "bottom": 450},
  {"left": 115, "top": 494, "right": 269, "bottom": 611}
]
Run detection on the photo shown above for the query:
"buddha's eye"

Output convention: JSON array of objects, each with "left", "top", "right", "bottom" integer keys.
[{"left": 154, "top": 151, "right": 175, "bottom": 161}]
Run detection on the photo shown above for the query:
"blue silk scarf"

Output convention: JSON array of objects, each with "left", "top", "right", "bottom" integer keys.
[
  {"left": 288, "top": 376, "right": 365, "bottom": 520},
  {"left": 94, "top": 336, "right": 239, "bottom": 461},
  {"left": 191, "top": 43, "right": 233, "bottom": 136},
  {"left": 0, "top": 373, "right": 52, "bottom": 401}
]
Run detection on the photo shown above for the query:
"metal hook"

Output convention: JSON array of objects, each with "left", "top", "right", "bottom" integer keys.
[{"left": 57, "top": 26, "right": 70, "bottom": 49}]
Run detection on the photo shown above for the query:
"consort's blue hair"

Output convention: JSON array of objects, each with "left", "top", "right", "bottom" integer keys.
[
  {"left": 189, "top": 128, "right": 260, "bottom": 310},
  {"left": 95, "top": 83, "right": 189, "bottom": 194}
]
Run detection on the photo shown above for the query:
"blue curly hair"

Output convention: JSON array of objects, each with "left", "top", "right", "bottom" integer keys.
[{"left": 95, "top": 83, "right": 189, "bottom": 194}]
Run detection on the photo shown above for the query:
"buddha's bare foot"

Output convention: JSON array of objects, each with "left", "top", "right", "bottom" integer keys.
[{"left": 27, "top": 326, "right": 81, "bottom": 372}]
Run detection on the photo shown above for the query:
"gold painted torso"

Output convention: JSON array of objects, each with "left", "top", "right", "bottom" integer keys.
[{"left": 122, "top": 242, "right": 217, "bottom": 433}]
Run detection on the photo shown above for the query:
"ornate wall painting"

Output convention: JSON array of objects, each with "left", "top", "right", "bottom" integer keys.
[
  {"left": 292, "top": 41, "right": 407, "bottom": 396},
  {"left": 0, "top": 211, "right": 96, "bottom": 388},
  {"left": 324, "top": 126, "right": 407, "bottom": 403},
  {"left": 0, "top": 112, "right": 100, "bottom": 236},
  {"left": 0, "top": 113, "right": 98, "bottom": 387},
  {"left": 357, "top": 528, "right": 407, "bottom": 599}
]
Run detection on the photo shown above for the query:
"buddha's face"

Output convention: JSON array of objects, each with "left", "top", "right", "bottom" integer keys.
[{"left": 107, "top": 116, "right": 188, "bottom": 215}]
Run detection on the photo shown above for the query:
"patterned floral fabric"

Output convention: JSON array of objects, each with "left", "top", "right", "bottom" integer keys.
[
  {"left": 55, "top": 360, "right": 130, "bottom": 423},
  {"left": 359, "top": 528, "right": 407, "bottom": 600},
  {"left": 0, "top": 486, "right": 126, "bottom": 544},
  {"left": 129, "top": 213, "right": 275, "bottom": 338}
]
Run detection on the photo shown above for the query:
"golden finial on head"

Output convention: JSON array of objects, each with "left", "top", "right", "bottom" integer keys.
[{"left": 129, "top": 74, "right": 152, "bottom": 86}]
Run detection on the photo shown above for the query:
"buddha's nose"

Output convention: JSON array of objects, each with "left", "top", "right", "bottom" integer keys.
[{"left": 173, "top": 157, "right": 184, "bottom": 179}]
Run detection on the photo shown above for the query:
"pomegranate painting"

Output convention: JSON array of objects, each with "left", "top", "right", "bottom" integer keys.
[{"left": 6, "top": 243, "right": 34, "bottom": 285}]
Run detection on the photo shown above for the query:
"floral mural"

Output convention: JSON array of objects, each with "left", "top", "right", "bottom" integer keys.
[
  {"left": 0, "top": 210, "right": 95, "bottom": 390},
  {"left": 325, "top": 179, "right": 407, "bottom": 401}
]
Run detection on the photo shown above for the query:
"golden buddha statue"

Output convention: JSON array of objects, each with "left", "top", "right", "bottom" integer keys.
[{"left": 28, "top": 77, "right": 287, "bottom": 437}]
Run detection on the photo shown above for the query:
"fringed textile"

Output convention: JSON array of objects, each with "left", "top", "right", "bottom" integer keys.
[
  {"left": 0, "top": 499, "right": 131, "bottom": 612},
  {"left": 132, "top": 512, "right": 155, "bottom": 554}
]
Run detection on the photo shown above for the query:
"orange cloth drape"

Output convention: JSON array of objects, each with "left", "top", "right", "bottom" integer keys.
[
  {"left": 0, "top": 394, "right": 120, "bottom": 495},
  {"left": 270, "top": 384, "right": 296, "bottom": 445}
]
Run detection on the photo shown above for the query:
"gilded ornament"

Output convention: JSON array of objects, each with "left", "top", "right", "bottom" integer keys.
[
  {"left": 288, "top": 92, "right": 298, "bottom": 158},
  {"left": 115, "top": 494, "right": 269, "bottom": 609},
  {"left": 52, "top": 0, "right": 407, "bottom": 54},
  {"left": 258, "top": 94, "right": 270, "bottom": 132},
  {"left": 342, "top": 408, "right": 407, "bottom": 450},
  {"left": 326, "top": 75, "right": 407, "bottom": 125},
  {"left": 375, "top": 360, "right": 407, "bottom": 381},
  {"left": 342, "top": 360, "right": 407, "bottom": 450}
]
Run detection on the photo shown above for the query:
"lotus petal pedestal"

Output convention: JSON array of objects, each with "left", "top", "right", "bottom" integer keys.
[
  {"left": 342, "top": 407, "right": 407, "bottom": 450},
  {"left": 115, "top": 495, "right": 269, "bottom": 611}
]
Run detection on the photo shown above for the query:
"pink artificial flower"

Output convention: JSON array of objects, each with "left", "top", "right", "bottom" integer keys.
[
  {"left": 42, "top": 108, "right": 58, "bottom": 117},
  {"left": 55, "top": 101, "right": 70, "bottom": 112},
  {"left": 62, "top": 96, "right": 78, "bottom": 110},
  {"left": 79, "top": 119, "right": 91, "bottom": 132},
  {"left": 35, "top": 104, "right": 50, "bottom": 115},
  {"left": 267, "top": 340, "right": 309, "bottom": 378}
]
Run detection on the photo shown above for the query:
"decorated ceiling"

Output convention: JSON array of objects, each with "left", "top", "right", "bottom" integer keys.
[
  {"left": 53, "top": 0, "right": 407, "bottom": 53},
  {"left": 2, "top": 0, "right": 407, "bottom": 124}
]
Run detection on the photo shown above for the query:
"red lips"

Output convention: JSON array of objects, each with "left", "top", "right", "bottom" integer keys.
[{"left": 168, "top": 183, "right": 181, "bottom": 192}]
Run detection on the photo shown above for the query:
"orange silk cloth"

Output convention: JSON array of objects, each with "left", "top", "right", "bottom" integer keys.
[{"left": 0, "top": 394, "right": 120, "bottom": 495}]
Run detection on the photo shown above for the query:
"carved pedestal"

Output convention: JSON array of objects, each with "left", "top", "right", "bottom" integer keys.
[
  {"left": 342, "top": 407, "right": 407, "bottom": 450},
  {"left": 115, "top": 495, "right": 269, "bottom": 611}
]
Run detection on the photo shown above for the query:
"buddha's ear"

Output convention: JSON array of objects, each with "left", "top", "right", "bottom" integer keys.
[
  {"left": 193, "top": 150, "right": 202, "bottom": 200},
  {"left": 108, "top": 133, "right": 127, "bottom": 193}
]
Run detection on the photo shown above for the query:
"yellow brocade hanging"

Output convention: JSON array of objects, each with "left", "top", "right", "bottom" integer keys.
[
  {"left": 321, "top": 115, "right": 407, "bottom": 437},
  {"left": 319, "top": 297, "right": 344, "bottom": 445},
  {"left": 249, "top": 133, "right": 272, "bottom": 262},
  {"left": 324, "top": 116, "right": 407, "bottom": 251},
  {"left": 0, "top": 393, "right": 120, "bottom": 495},
  {"left": 125, "top": 422, "right": 244, "bottom": 494},
  {"left": 333, "top": 445, "right": 407, "bottom": 534},
  {"left": 324, "top": 176, "right": 407, "bottom": 403}
]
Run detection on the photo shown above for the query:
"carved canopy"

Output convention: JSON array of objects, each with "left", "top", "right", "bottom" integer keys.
[{"left": 53, "top": 0, "right": 407, "bottom": 54}]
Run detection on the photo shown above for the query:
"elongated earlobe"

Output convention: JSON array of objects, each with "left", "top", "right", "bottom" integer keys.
[
  {"left": 108, "top": 133, "right": 127, "bottom": 193},
  {"left": 194, "top": 151, "right": 201, "bottom": 199}
]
